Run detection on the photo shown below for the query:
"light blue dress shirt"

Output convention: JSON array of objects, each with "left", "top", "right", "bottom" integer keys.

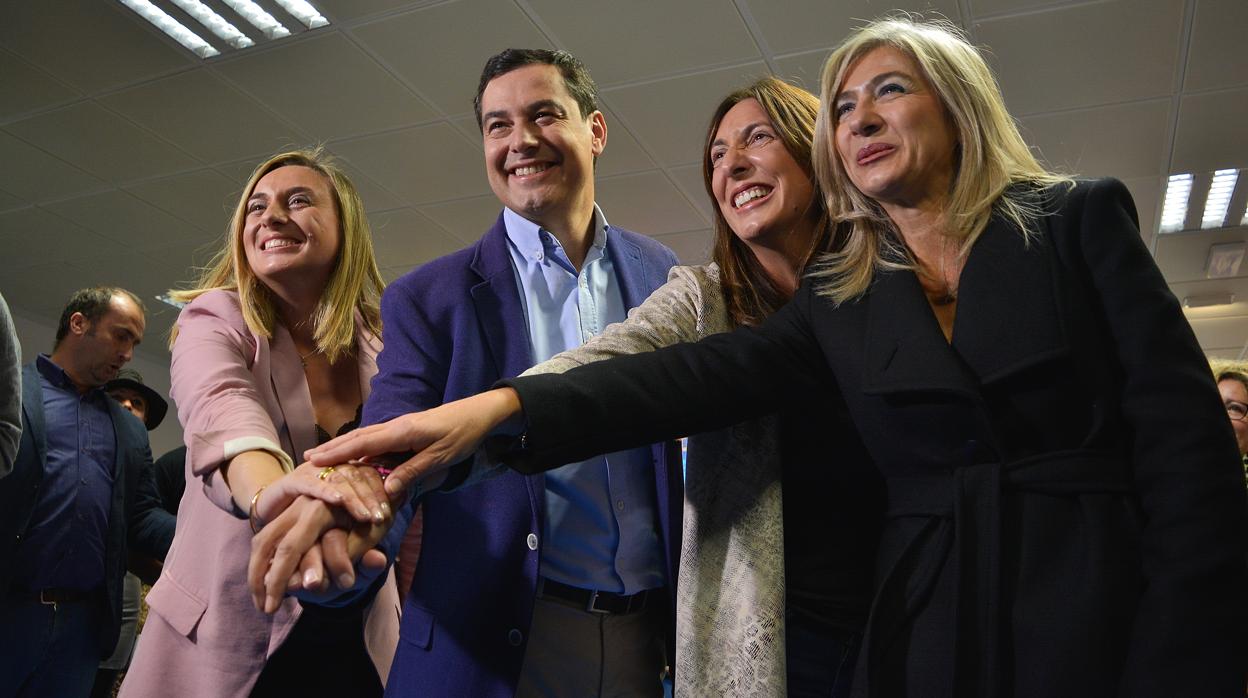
[{"left": 503, "top": 206, "right": 665, "bottom": 595}]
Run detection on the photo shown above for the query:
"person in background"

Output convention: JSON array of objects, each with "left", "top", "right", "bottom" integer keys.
[
  {"left": 151, "top": 445, "right": 186, "bottom": 516},
  {"left": 0, "top": 291, "right": 20, "bottom": 478},
  {"left": 119, "top": 149, "right": 401, "bottom": 698},
  {"left": 90, "top": 369, "right": 170, "bottom": 698},
  {"left": 1212, "top": 359, "right": 1248, "bottom": 462},
  {"left": 0, "top": 287, "right": 174, "bottom": 698},
  {"left": 294, "top": 16, "right": 1247, "bottom": 698}
]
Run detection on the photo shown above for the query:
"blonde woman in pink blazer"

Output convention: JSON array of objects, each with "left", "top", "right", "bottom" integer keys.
[{"left": 120, "top": 149, "right": 401, "bottom": 698}]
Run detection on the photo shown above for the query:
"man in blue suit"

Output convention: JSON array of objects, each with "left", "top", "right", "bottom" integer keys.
[
  {"left": 0, "top": 287, "right": 174, "bottom": 698},
  {"left": 360, "top": 49, "right": 682, "bottom": 696}
]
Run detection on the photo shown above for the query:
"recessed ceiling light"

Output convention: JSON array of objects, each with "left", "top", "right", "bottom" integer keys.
[
  {"left": 273, "top": 0, "right": 330, "bottom": 29},
  {"left": 220, "top": 0, "right": 291, "bottom": 39},
  {"left": 1201, "top": 169, "right": 1239, "bottom": 229},
  {"left": 170, "top": 0, "right": 254, "bottom": 49},
  {"left": 1160, "top": 173, "right": 1193, "bottom": 233},
  {"left": 119, "top": 0, "right": 220, "bottom": 58}
]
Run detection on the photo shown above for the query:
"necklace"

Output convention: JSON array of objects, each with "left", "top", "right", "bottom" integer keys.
[{"left": 299, "top": 347, "right": 321, "bottom": 367}]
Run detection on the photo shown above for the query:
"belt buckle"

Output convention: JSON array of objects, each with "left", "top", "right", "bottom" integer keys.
[
  {"left": 38, "top": 590, "right": 57, "bottom": 612},
  {"left": 585, "top": 590, "right": 609, "bottom": 614}
]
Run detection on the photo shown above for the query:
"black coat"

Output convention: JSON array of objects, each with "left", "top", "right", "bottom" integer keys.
[
  {"left": 502, "top": 179, "right": 1248, "bottom": 697},
  {"left": 0, "top": 363, "right": 175, "bottom": 655}
]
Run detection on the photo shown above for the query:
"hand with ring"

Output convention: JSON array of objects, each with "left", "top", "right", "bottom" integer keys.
[{"left": 250, "top": 461, "right": 392, "bottom": 534}]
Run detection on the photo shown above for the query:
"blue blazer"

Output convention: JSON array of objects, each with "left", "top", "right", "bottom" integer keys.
[
  {"left": 365, "top": 214, "right": 682, "bottom": 697},
  {"left": 0, "top": 363, "right": 174, "bottom": 655}
]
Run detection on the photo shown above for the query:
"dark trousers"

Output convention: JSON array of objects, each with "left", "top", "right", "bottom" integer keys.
[
  {"left": 0, "top": 594, "right": 102, "bottom": 698},
  {"left": 785, "top": 610, "right": 861, "bottom": 698}
]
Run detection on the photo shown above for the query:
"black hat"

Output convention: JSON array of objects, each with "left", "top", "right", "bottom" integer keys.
[{"left": 105, "top": 368, "right": 169, "bottom": 431}]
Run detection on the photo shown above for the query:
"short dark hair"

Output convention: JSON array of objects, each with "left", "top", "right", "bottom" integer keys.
[
  {"left": 473, "top": 48, "right": 599, "bottom": 129},
  {"left": 54, "top": 286, "right": 146, "bottom": 348}
]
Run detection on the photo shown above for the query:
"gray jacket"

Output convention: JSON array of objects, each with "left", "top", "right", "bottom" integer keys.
[{"left": 0, "top": 292, "right": 20, "bottom": 478}]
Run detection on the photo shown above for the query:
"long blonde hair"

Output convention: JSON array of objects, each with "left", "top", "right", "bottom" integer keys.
[
  {"left": 809, "top": 15, "right": 1071, "bottom": 304},
  {"left": 170, "top": 148, "right": 384, "bottom": 363}
]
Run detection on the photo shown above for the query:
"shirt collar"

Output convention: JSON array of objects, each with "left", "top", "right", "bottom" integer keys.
[
  {"left": 36, "top": 353, "right": 109, "bottom": 400},
  {"left": 503, "top": 204, "right": 610, "bottom": 262}
]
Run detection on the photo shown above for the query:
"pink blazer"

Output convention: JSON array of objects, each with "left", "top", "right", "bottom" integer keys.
[{"left": 120, "top": 290, "right": 401, "bottom": 698}]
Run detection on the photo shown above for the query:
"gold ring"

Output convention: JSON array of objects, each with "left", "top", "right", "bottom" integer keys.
[{"left": 317, "top": 466, "right": 336, "bottom": 481}]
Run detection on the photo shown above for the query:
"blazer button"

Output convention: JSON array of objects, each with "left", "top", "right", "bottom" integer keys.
[
  {"left": 526, "top": 533, "right": 538, "bottom": 551},
  {"left": 508, "top": 628, "right": 523, "bottom": 646}
]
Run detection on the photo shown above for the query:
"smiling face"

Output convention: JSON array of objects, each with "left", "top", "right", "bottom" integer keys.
[
  {"left": 709, "top": 98, "right": 817, "bottom": 250},
  {"left": 242, "top": 165, "right": 342, "bottom": 296},
  {"left": 480, "top": 64, "right": 606, "bottom": 230},
  {"left": 832, "top": 45, "right": 958, "bottom": 212}
]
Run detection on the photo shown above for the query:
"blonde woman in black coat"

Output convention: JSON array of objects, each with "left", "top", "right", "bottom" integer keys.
[{"left": 289, "top": 16, "right": 1246, "bottom": 698}]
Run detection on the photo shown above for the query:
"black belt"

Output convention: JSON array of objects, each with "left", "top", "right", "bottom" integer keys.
[
  {"left": 12, "top": 588, "right": 96, "bottom": 606},
  {"left": 538, "top": 578, "right": 658, "bottom": 615}
]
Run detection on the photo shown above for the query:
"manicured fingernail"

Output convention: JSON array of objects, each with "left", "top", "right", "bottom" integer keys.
[
  {"left": 303, "top": 568, "right": 320, "bottom": 587},
  {"left": 384, "top": 477, "right": 403, "bottom": 495},
  {"left": 358, "top": 506, "right": 372, "bottom": 520},
  {"left": 380, "top": 503, "right": 392, "bottom": 518},
  {"left": 373, "top": 508, "right": 385, "bottom": 522},
  {"left": 337, "top": 573, "right": 354, "bottom": 588}
]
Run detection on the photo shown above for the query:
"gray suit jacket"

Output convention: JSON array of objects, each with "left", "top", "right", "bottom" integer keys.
[{"left": 0, "top": 293, "right": 20, "bottom": 478}]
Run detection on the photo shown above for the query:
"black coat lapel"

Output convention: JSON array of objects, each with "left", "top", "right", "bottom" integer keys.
[
  {"left": 861, "top": 267, "right": 979, "bottom": 399},
  {"left": 952, "top": 215, "right": 1068, "bottom": 384}
]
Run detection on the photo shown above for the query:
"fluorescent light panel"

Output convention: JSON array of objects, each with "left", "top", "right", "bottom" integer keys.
[
  {"left": 1160, "top": 173, "right": 1193, "bottom": 233},
  {"left": 170, "top": 0, "right": 254, "bottom": 49},
  {"left": 1202, "top": 169, "right": 1239, "bottom": 229},
  {"left": 273, "top": 0, "right": 329, "bottom": 29},
  {"left": 220, "top": 0, "right": 291, "bottom": 39},
  {"left": 119, "top": 0, "right": 220, "bottom": 58}
]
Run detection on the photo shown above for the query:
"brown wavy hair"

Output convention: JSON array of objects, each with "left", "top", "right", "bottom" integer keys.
[{"left": 702, "top": 77, "right": 832, "bottom": 327}]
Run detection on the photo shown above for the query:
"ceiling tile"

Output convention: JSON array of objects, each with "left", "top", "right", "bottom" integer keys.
[
  {"left": 1186, "top": 314, "right": 1248, "bottom": 352},
  {"left": 214, "top": 32, "right": 435, "bottom": 140},
  {"left": 667, "top": 164, "right": 715, "bottom": 224},
  {"left": 969, "top": 0, "right": 1072, "bottom": 15},
  {"left": 100, "top": 70, "right": 304, "bottom": 163},
  {"left": 0, "top": 188, "right": 27, "bottom": 213},
  {"left": 0, "top": 48, "right": 80, "bottom": 120},
  {"left": 653, "top": 229, "right": 713, "bottom": 265},
  {"left": 595, "top": 171, "right": 707, "bottom": 236},
  {"left": 351, "top": 0, "right": 551, "bottom": 116},
  {"left": 605, "top": 62, "right": 769, "bottom": 167},
  {"left": 450, "top": 114, "right": 485, "bottom": 148},
  {"left": 772, "top": 49, "right": 831, "bottom": 94},
  {"left": 1184, "top": 0, "right": 1248, "bottom": 92},
  {"left": 0, "top": 0, "right": 194, "bottom": 94},
  {"left": 316, "top": 0, "right": 430, "bottom": 22},
  {"left": 2, "top": 262, "right": 92, "bottom": 322},
  {"left": 419, "top": 194, "right": 502, "bottom": 244},
  {"left": 596, "top": 107, "right": 658, "bottom": 178},
  {"left": 1153, "top": 227, "right": 1248, "bottom": 283},
  {"left": 528, "top": 0, "right": 759, "bottom": 85},
  {"left": 142, "top": 239, "right": 226, "bottom": 287},
  {"left": 0, "top": 207, "right": 116, "bottom": 271},
  {"left": 125, "top": 169, "right": 241, "bottom": 236},
  {"left": 334, "top": 160, "right": 406, "bottom": 214},
  {"left": 46, "top": 190, "right": 201, "bottom": 249},
  {"left": 368, "top": 207, "right": 467, "bottom": 268},
  {"left": 745, "top": 0, "right": 961, "bottom": 55},
  {"left": 330, "top": 123, "right": 489, "bottom": 205},
  {"left": 975, "top": 0, "right": 1183, "bottom": 116},
  {"left": 0, "top": 131, "right": 106, "bottom": 201},
  {"left": 5, "top": 103, "right": 199, "bottom": 183},
  {"left": 1019, "top": 99, "right": 1170, "bottom": 180},
  {"left": 1171, "top": 87, "right": 1248, "bottom": 173}
]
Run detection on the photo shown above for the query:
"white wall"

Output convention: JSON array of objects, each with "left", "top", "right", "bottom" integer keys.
[{"left": 10, "top": 307, "right": 185, "bottom": 456}]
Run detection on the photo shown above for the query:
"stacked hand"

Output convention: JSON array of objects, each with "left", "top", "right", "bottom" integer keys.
[{"left": 246, "top": 388, "right": 524, "bottom": 612}]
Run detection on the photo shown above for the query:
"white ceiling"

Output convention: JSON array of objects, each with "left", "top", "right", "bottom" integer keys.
[{"left": 2, "top": 0, "right": 1247, "bottom": 369}]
